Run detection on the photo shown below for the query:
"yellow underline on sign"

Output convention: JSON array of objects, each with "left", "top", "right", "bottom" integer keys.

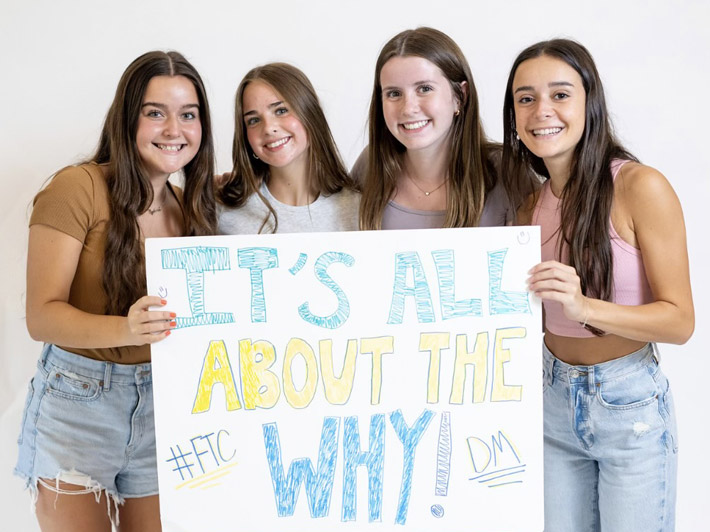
[
  {"left": 175, "top": 462, "right": 239, "bottom": 490},
  {"left": 187, "top": 469, "right": 234, "bottom": 489},
  {"left": 200, "top": 482, "right": 223, "bottom": 490}
]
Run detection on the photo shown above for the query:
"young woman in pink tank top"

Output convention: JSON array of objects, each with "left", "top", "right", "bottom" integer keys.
[{"left": 502, "top": 40, "right": 693, "bottom": 531}]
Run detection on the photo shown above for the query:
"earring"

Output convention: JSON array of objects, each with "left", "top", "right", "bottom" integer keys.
[
  {"left": 454, "top": 109, "right": 461, "bottom": 117},
  {"left": 515, "top": 131, "right": 520, "bottom": 141},
  {"left": 252, "top": 152, "right": 259, "bottom": 160}
]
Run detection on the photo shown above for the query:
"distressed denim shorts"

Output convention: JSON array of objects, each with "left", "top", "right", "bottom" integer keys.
[
  {"left": 14, "top": 344, "right": 158, "bottom": 506},
  {"left": 542, "top": 341, "right": 678, "bottom": 532}
]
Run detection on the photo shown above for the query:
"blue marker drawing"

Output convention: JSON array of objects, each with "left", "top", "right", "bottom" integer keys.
[
  {"left": 467, "top": 431, "right": 525, "bottom": 488},
  {"left": 263, "top": 418, "right": 339, "bottom": 518},
  {"left": 238, "top": 247, "right": 279, "bottom": 323},
  {"left": 298, "top": 252, "right": 354, "bottom": 329},
  {"left": 488, "top": 249, "right": 531, "bottom": 315},
  {"left": 389, "top": 409, "right": 435, "bottom": 525},
  {"left": 431, "top": 249, "right": 482, "bottom": 320},
  {"left": 342, "top": 415, "right": 385, "bottom": 522},
  {"left": 388, "top": 252, "right": 435, "bottom": 324},
  {"left": 434, "top": 411, "right": 451, "bottom": 496},
  {"left": 289, "top": 253, "right": 308, "bottom": 275},
  {"left": 161, "top": 247, "right": 234, "bottom": 328}
]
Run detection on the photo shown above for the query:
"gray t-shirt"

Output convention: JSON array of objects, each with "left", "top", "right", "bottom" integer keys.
[
  {"left": 218, "top": 182, "right": 360, "bottom": 235},
  {"left": 350, "top": 147, "right": 511, "bottom": 229}
]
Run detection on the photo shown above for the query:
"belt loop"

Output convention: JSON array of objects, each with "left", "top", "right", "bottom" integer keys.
[
  {"left": 546, "top": 352, "right": 555, "bottom": 386},
  {"left": 103, "top": 362, "right": 112, "bottom": 391},
  {"left": 587, "top": 366, "right": 596, "bottom": 394},
  {"left": 651, "top": 342, "right": 661, "bottom": 365}
]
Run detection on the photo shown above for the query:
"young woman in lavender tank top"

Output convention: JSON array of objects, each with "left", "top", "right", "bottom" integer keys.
[
  {"left": 502, "top": 39, "right": 693, "bottom": 531},
  {"left": 355, "top": 27, "right": 510, "bottom": 230}
]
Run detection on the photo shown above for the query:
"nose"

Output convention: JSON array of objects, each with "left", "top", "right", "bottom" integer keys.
[
  {"left": 262, "top": 115, "right": 278, "bottom": 135},
  {"left": 533, "top": 98, "right": 553, "bottom": 120},
  {"left": 402, "top": 93, "right": 420, "bottom": 116},
  {"left": 163, "top": 114, "right": 180, "bottom": 137}
]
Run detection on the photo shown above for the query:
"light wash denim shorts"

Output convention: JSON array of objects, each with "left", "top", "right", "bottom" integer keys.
[
  {"left": 542, "top": 341, "right": 677, "bottom": 532},
  {"left": 15, "top": 344, "right": 158, "bottom": 506}
]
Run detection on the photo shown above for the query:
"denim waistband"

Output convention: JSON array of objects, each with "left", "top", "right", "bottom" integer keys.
[
  {"left": 543, "top": 342, "right": 659, "bottom": 389},
  {"left": 40, "top": 344, "right": 152, "bottom": 391}
]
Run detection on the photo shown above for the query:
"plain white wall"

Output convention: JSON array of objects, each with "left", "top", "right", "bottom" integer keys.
[{"left": 1, "top": 0, "right": 708, "bottom": 529}]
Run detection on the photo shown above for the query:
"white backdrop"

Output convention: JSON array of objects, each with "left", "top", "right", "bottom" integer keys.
[{"left": 1, "top": 0, "right": 707, "bottom": 530}]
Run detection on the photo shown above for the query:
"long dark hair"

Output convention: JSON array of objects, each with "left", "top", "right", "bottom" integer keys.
[
  {"left": 360, "top": 27, "right": 499, "bottom": 230},
  {"left": 217, "top": 62, "right": 355, "bottom": 233},
  {"left": 502, "top": 39, "right": 637, "bottom": 335},
  {"left": 95, "top": 50, "right": 216, "bottom": 315}
]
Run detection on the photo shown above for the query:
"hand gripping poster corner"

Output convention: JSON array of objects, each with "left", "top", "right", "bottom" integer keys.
[{"left": 145, "top": 226, "right": 543, "bottom": 532}]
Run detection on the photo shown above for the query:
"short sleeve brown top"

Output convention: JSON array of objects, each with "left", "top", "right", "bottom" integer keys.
[{"left": 30, "top": 163, "right": 160, "bottom": 364}]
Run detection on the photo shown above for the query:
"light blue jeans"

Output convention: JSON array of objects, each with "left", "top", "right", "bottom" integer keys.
[
  {"left": 543, "top": 342, "right": 677, "bottom": 531},
  {"left": 15, "top": 344, "right": 158, "bottom": 508}
]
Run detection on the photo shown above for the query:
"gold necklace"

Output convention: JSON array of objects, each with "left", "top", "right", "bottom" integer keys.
[
  {"left": 148, "top": 187, "right": 168, "bottom": 215},
  {"left": 406, "top": 173, "right": 449, "bottom": 196}
]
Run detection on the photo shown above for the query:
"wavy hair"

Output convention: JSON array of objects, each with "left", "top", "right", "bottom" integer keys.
[
  {"left": 94, "top": 50, "right": 216, "bottom": 315},
  {"left": 359, "top": 27, "right": 499, "bottom": 230},
  {"left": 217, "top": 62, "right": 355, "bottom": 232},
  {"left": 502, "top": 39, "right": 637, "bottom": 335}
]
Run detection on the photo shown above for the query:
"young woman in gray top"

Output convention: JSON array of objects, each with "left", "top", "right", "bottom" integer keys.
[
  {"left": 356, "top": 27, "right": 510, "bottom": 230},
  {"left": 218, "top": 63, "right": 359, "bottom": 234}
]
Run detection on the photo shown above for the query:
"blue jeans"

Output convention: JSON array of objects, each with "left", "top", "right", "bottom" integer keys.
[
  {"left": 15, "top": 344, "right": 158, "bottom": 506},
  {"left": 543, "top": 342, "right": 677, "bottom": 531}
]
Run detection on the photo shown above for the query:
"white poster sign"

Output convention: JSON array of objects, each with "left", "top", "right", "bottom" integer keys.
[{"left": 146, "top": 226, "right": 543, "bottom": 532}]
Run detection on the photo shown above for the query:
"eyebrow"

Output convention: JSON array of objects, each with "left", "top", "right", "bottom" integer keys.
[
  {"left": 514, "top": 81, "right": 575, "bottom": 94},
  {"left": 142, "top": 102, "right": 200, "bottom": 109},
  {"left": 244, "top": 100, "right": 284, "bottom": 117},
  {"left": 382, "top": 79, "right": 438, "bottom": 92}
]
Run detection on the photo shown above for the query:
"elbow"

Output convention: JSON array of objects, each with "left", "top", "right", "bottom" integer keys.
[{"left": 670, "top": 309, "right": 695, "bottom": 345}]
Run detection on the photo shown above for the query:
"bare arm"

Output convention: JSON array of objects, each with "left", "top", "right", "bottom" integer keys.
[
  {"left": 527, "top": 165, "right": 694, "bottom": 344},
  {"left": 26, "top": 224, "right": 176, "bottom": 348}
]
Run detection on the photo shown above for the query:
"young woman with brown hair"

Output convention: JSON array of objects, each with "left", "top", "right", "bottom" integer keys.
[{"left": 15, "top": 50, "right": 216, "bottom": 531}]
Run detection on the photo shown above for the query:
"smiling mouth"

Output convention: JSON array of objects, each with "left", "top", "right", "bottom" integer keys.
[
  {"left": 401, "top": 120, "right": 430, "bottom": 131},
  {"left": 266, "top": 137, "right": 290, "bottom": 149},
  {"left": 155, "top": 143, "right": 185, "bottom": 152},
  {"left": 532, "top": 127, "right": 563, "bottom": 137}
]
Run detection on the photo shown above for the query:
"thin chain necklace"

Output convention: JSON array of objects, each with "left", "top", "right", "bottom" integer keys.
[
  {"left": 148, "top": 187, "right": 168, "bottom": 215},
  {"left": 406, "top": 173, "right": 449, "bottom": 197}
]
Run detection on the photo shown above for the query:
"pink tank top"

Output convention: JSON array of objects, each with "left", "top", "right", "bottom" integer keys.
[{"left": 531, "top": 159, "right": 653, "bottom": 337}]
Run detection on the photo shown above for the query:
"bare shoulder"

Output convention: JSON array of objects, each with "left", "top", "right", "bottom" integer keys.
[{"left": 617, "top": 162, "right": 679, "bottom": 206}]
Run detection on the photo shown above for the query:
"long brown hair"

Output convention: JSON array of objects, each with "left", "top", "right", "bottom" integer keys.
[
  {"left": 359, "top": 27, "right": 499, "bottom": 230},
  {"left": 502, "top": 39, "right": 637, "bottom": 335},
  {"left": 94, "top": 50, "right": 216, "bottom": 315},
  {"left": 217, "top": 62, "right": 355, "bottom": 233}
]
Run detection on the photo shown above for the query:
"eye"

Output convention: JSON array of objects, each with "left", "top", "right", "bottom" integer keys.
[
  {"left": 245, "top": 116, "right": 259, "bottom": 127},
  {"left": 275, "top": 106, "right": 289, "bottom": 116},
  {"left": 517, "top": 95, "right": 534, "bottom": 105},
  {"left": 417, "top": 84, "right": 434, "bottom": 94},
  {"left": 553, "top": 92, "right": 570, "bottom": 101},
  {"left": 384, "top": 89, "right": 401, "bottom": 99},
  {"left": 145, "top": 108, "right": 164, "bottom": 118},
  {"left": 181, "top": 111, "right": 198, "bottom": 120}
]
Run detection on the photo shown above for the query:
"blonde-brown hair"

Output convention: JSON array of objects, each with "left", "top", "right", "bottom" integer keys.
[
  {"left": 359, "top": 27, "right": 498, "bottom": 230},
  {"left": 217, "top": 62, "right": 355, "bottom": 232}
]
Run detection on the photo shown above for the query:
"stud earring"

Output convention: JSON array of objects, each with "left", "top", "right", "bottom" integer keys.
[{"left": 252, "top": 152, "right": 259, "bottom": 160}]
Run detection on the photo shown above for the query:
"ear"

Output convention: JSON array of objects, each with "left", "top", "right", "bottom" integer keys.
[{"left": 458, "top": 80, "right": 468, "bottom": 106}]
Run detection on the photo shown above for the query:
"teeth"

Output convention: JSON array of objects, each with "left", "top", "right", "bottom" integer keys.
[
  {"left": 533, "top": 127, "right": 562, "bottom": 136},
  {"left": 157, "top": 144, "right": 183, "bottom": 151},
  {"left": 402, "top": 120, "right": 429, "bottom": 130},
  {"left": 266, "top": 137, "right": 289, "bottom": 148}
]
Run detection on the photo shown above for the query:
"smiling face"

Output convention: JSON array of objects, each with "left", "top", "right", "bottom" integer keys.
[
  {"left": 380, "top": 56, "right": 461, "bottom": 155},
  {"left": 512, "top": 55, "right": 586, "bottom": 175},
  {"left": 135, "top": 75, "right": 202, "bottom": 182},
  {"left": 242, "top": 80, "right": 309, "bottom": 172}
]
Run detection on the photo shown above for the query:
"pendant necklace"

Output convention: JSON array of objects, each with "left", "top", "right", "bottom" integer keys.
[
  {"left": 148, "top": 187, "right": 168, "bottom": 215},
  {"left": 407, "top": 173, "right": 449, "bottom": 196}
]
